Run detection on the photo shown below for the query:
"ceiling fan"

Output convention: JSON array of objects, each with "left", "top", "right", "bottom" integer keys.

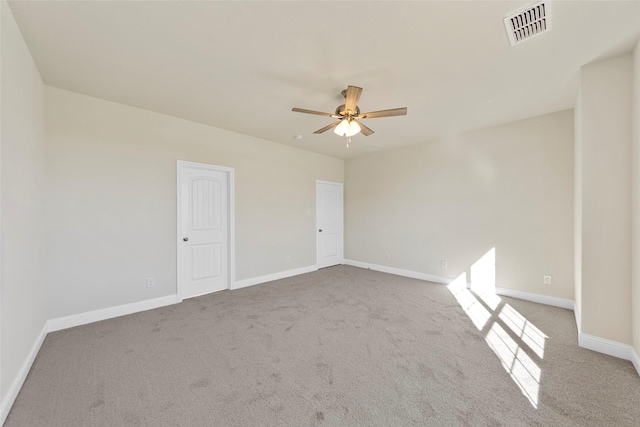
[{"left": 292, "top": 85, "right": 407, "bottom": 147}]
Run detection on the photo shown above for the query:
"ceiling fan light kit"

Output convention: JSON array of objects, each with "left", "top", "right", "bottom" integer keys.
[
  {"left": 292, "top": 85, "right": 407, "bottom": 148},
  {"left": 334, "top": 119, "right": 361, "bottom": 137}
]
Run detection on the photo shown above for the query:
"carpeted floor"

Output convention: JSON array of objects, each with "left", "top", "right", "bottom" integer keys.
[{"left": 6, "top": 265, "right": 640, "bottom": 426}]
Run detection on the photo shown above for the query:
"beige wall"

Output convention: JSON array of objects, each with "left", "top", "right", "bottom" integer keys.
[
  {"left": 0, "top": 0, "right": 47, "bottom": 410},
  {"left": 576, "top": 54, "right": 633, "bottom": 344},
  {"left": 633, "top": 39, "right": 640, "bottom": 358},
  {"left": 345, "top": 110, "right": 574, "bottom": 300},
  {"left": 45, "top": 87, "right": 343, "bottom": 319}
]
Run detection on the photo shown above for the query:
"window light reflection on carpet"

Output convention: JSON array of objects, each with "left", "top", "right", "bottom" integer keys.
[{"left": 446, "top": 247, "right": 547, "bottom": 409}]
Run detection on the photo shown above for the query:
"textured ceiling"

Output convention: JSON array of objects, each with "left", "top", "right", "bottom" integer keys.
[{"left": 8, "top": 1, "right": 640, "bottom": 159}]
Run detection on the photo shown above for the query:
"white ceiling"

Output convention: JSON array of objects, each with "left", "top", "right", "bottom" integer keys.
[{"left": 8, "top": 1, "right": 640, "bottom": 159}]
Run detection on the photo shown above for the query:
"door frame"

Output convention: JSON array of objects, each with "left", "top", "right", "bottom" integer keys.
[
  {"left": 316, "top": 180, "right": 344, "bottom": 268},
  {"left": 176, "top": 160, "right": 235, "bottom": 301}
]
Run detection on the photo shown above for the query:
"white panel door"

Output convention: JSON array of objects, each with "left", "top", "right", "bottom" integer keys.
[
  {"left": 179, "top": 165, "right": 228, "bottom": 298},
  {"left": 316, "top": 181, "right": 344, "bottom": 268}
]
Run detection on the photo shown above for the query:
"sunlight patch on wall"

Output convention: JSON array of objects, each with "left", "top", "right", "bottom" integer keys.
[{"left": 470, "top": 247, "right": 500, "bottom": 310}]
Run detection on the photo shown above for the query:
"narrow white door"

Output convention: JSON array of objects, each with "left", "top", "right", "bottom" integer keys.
[
  {"left": 316, "top": 181, "right": 344, "bottom": 268},
  {"left": 179, "top": 163, "right": 229, "bottom": 298}
]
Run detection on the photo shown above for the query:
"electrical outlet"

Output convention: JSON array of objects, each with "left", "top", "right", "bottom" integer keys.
[
  {"left": 147, "top": 277, "right": 156, "bottom": 288},
  {"left": 386, "top": 253, "right": 391, "bottom": 260},
  {"left": 543, "top": 275, "right": 552, "bottom": 285},
  {"left": 441, "top": 260, "right": 447, "bottom": 269},
  {"left": 286, "top": 255, "right": 291, "bottom": 262}
]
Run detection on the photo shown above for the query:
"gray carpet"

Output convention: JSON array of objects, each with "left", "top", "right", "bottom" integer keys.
[{"left": 5, "top": 265, "right": 640, "bottom": 426}]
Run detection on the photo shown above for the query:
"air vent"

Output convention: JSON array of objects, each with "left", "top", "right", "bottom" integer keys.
[{"left": 504, "top": 1, "right": 551, "bottom": 46}]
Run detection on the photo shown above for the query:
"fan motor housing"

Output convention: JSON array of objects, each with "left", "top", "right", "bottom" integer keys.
[{"left": 335, "top": 104, "right": 360, "bottom": 117}]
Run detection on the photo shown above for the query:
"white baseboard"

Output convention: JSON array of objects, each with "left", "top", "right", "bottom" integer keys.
[
  {"left": 232, "top": 265, "right": 318, "bottom": 290},
  {"left": 631, "top": 348, "right": 640, "bottom": 376},
  {"left": 573, "top": 307, "right": 638, "bottom": 375},
  {"left": 578, "top": 332, "right": 637, "bottom": 363},
  {"left": 343, "top": 259, "right": 453, "bottom": 285},
  {"left": 47, "top": 294, "right": 180, "bottom": 332},
  {"left": 494, "top": 286, "right": 575, "bottom": 310},
  {"left": 1, "top": 323, "right": 48, "bottom": 426},
  {"left": 573, "top": 301, "right": 582, "bottom": 334}
]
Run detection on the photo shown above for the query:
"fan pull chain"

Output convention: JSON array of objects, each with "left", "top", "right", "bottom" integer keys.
[{"left": 346, "top": 136, "right": 351, "bottom": 148}]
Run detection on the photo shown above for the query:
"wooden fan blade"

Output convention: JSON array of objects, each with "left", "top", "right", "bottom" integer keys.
[
  {"left": 344, "top": 86, "right": 363, "bottom": 114},
  {"left": 357, "top": 107, "right": 408, "bottom": 119},
  {"left": 357, "top": 120, "right": 375, "bottom": 136},
  {"left": 314, "top": 121, "right": 341, "bottom": 134},
  {"left": 292, "top": 107, "right": 335, "bottom": 118}
]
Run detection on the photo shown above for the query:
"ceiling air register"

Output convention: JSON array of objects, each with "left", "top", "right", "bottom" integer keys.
[{"left": 504, "top": 1, "right": 551, "bottom": 46}]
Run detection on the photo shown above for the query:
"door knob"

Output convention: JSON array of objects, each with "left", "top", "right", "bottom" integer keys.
[
  {"left": 318, "top": 229, "right": 323, "bottom": 232},
  {"left": 183, "top": 237, "right": 189, "bottom": 241}
]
